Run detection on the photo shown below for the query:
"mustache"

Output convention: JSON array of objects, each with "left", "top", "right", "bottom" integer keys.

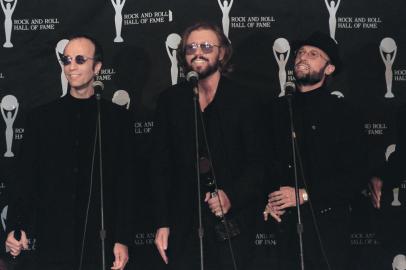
[
  {"left": 295, "top": 61, "right": 310, "bottom": 69},
  {"left": 191, "top": 56, "right": 209, "bottom": 62}
]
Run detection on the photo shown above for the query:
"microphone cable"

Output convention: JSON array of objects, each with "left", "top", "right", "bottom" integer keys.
[
  {"left": 78, "top": 115, "right": 98, "bottom": 270},
  {"left": 198, "top": 104, "right": 238, "bottom": 270},
  {"left": 292, "top": 126, "right": 333, "bottom": 270}
]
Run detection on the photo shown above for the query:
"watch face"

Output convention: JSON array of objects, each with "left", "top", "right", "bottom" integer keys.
[{"left": 302, "top": 191, "right": 309, "bottom": 202}]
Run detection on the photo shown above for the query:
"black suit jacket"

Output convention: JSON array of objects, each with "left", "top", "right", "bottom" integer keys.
[
  {"left": 266, "top": 87, "right": 367, "bottom": 212},
  {"left": 150, "top": 76, "right": 264, "bottom": 250},
  {"left": 7, "top": 94, "right": 134, "bottom": 267}
]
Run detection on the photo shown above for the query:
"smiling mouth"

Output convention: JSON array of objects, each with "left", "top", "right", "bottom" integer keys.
[
  {"left": 193, "top": 59, "right": 207, "bottom": 63},
  {"left": 295, "top": 63, "right": 310, "bottom": 70},
  {"left": 192, "top": 56, "right": 208, "bottom": 63}
]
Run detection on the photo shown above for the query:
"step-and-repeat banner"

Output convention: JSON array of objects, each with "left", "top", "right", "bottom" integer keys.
[{"left": 0, "top": 0, "right": 405, "bottom": 269}]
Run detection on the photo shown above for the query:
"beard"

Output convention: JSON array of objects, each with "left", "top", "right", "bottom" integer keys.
[
  {"left": 294, "top": 61, "right": 328, "bottom": 86},
  {"left": 187, "top": 56, "right": 221, "bottom": 80}
]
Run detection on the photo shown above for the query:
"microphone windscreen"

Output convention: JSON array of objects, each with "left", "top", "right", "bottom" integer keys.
[
  {"left": 186, "top": 71, "right": 199, "bottom": 83},
  {"left": 284, "top": 81, "right": 296, "bottom": 96},
  {"left": 92, "top": 81, "right": 104, "bottom": 91}
]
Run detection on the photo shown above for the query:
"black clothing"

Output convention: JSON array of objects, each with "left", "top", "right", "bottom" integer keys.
[
  {"left": 7, "top": 94, "right": 134, "bottom": 269},
  {"left": 267, "top": 87, "right": 367, "bottom": 270},
  {"left": 150, "top": 76, "right": 264, "bottom": 269},
  {"left": 381, "top": 104, "right": 406, "bottom": 188},
  {"left": 377, "top": 104, "right": 406, "bottom": 262}
]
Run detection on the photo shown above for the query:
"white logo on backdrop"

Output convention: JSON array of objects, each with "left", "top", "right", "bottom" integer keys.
[
  {"left": 112, "top": 90, "right": 130, "bottom": 110},
  {"left": 1, "top": 205, "right": 7, "bottom": 231},
  {"left": 391, "top": 187, "right": 401, "bottom": 206},
  {"left": 380, "top": 37, "right": 397, "bottom": 99},
  {"left": 55, "top": 39, "right": 69, "bottom": 97},
  {"left": 325, "top": 0, "right": 340, "bottom": 42},
  {"left": 1, "top": 95, "right": 18, "bottom": 157},
  {"left": 331, "top": 91, "right": 344, "bottom": 98},
  {"left": 385, "top": 144, "right": 396, "bottom": 162},
  {"left": 393, "top": 254, "right": 406, "bottom": 270},
  {"left": 111, "top": 0, "right": 126, "bottom": 43},
  {"left": 1, "top": 0, "right": 17, "bottom": 48},
  {"left": 165, "top": 33, "right": 181, "bottom": 85},
  {"left": 273, "top": 38, "right": 290, "bottom": 97},
  {"left": 217, "top": 0, "right": 233, "bottom": 38},
  {"left": 385, "top": 144, "right": 402, "bottom": 206}
]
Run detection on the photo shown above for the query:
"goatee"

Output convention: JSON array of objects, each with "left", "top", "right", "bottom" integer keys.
[{"left": 294, "top": 62, "right": 328, "bottom": 86}]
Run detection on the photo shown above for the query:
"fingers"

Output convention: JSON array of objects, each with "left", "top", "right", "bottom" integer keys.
[
  {"left": 111, "top": 253, "right": 128, "bottom": 269},
  {"left": 204, "top": 192, "right": 211, "bottom": 202},
  {"left": 368, "top": 179, "right": 382, "bottom": 209},
  {"left": 269, "top": 211, "right": 282, "bottom": 223},
  {"left": 5, "top": 230, "right": 25, "bottom": 257},
  {"left": 157, "top": 243, "right": 168, "bottom": 264},
  {"left": 370, "top": 191, "right": 381, "bottom": 209},
  {"left": 111, "top": 258, "right": 124, "bottom": 270},
  {"left": 111, "top": 243, "right": 129, "bottom": 270},
  {"left": 154, "top": 229, "right": 169, "bottom": 264},
  {"left": 21, "top": 231, "right": 29, "bottom": 250},
  {"left": 263, "top": 210, "right": 269, "bottom": 221},
  {"left": 263, "top": 204, "right": 285, "bottom": 222},
  {"left": 268, "top": 189, "right": 295, "bottom": 210},
  {"left": 207, "top": 197, "right": 222, "bottom": 216},
  {"left": 206, "top": 190, "right": 230, "bottom": 216},
  {"left": 110, "top": 257, "right": 126, "bottom": 270}
]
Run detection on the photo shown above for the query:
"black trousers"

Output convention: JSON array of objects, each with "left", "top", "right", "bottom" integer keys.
[
  {"left": 276, "top": 207, "right": 350, "bottom": 270},
  {"left": 167, "top": 224, "right": 255, "bottom": 270}
]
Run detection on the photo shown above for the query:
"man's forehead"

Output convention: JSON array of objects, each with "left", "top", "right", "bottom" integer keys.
[
  {"left": 298, "top": 45, "right": 329, "bottom": 58},
  {"left": 187, "top": 29, "right": 219, "bottom": 43},
  {"left": 64, "top": 38, "right": 95, "bottom": 55}
]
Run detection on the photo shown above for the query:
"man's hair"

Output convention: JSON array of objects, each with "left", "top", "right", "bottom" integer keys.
[
  {"left": 66, "top": 34, "right": 104, "bottom": 64},
  {"left": 177, "top": 22, "right": 233, "bottom": 74}
]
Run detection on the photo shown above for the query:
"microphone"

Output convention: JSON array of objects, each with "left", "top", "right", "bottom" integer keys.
[
  {"left": 92, "top": 81, "right": 104, "bottom": 100},
  {"left": 284, "top": 81, "right": 296, "bottom": 97},
  {"left": 186, "top": 71, "right": 199, "bottom": 96}
]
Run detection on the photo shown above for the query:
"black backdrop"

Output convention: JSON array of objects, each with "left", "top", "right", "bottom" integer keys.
[{"left": 0, "top": 0, "right": 406, "bottom": 269}]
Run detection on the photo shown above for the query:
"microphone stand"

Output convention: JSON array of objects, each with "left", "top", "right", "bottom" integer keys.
[
  {"left": 192, "top": 84, "right": 205, "bottom": 270},
  {"left": 95, "top": 90, "right": 107, "bottom": 270},
  {"left": 286, "top": 93, "right": 305, "bottom": 270}
]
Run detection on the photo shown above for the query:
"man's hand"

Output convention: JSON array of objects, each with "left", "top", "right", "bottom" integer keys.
[
  {"left": 369, "top": 177, "right": 383, "bottom": 209},
  {"left": 205, "top": 189, "right": 231, "bottom": 217},
  {"left": 154, "top": 227, "right": 169, "bottom": 264},
  {"left": 263, "top": 202, "right": 285, "bottom": 223},
  {"left": 268, "top": 186, "right": 306, "bottom": 211},
  {"left": 5, "top": 230, "right": 28, "bottom": 257},
  {"left": 111, "top": 243, "right": 129, "bottom": 270}
]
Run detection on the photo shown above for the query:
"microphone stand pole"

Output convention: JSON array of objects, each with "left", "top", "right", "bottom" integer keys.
[
  {"left": 95, "top": 90, "right": 107, "bottom": 270},
  {"left": 286, "top": 93, "right": 305, "bottom": 270},
  {"left": 192, "top": 85, "right": 205, "bottom": 270}
]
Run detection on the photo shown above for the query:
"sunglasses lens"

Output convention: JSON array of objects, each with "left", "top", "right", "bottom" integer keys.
[
  {"left": 185, "top": 43, "right": 215, "bottom": 54},
  {"left": 201, "top": 43, "right": 213, "bottom": 54},
  {"left": 185, "top": 44, "right": 196, "bottom": 55},
  {"left": 60, "top": 55, "right": 71, "bottom": 65},
  {"left": 75, "top": 55, "right": 87, "bottom": 64}
]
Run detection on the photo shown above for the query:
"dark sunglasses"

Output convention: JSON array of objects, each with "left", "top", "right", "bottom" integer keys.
[
  {"left": 58, "top": 53, "right": 95, "bottom": 66},
  {"left": 184, "top": 42, "right": 221, "bottom": 55}
]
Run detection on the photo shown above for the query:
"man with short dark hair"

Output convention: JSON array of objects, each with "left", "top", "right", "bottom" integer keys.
[
  {"left": 151, "top": 22, "right": 263, "bottom": 270},
  {"left": 264, "top": 31, "right": 367, "bottom": 270},
  {"left": 5, "top": 35, "right": 133, "bottom": 270}
]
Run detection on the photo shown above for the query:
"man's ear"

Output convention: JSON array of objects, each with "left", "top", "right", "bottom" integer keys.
[
  {"left": 94, "top": 62, "right": 102, "bottom": 75},
  {"left": 219, "top": 47, "right": 225, "bottom": 62},
  {"left": 325, "top": 64, "right": 336, "bottom": 76}
]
